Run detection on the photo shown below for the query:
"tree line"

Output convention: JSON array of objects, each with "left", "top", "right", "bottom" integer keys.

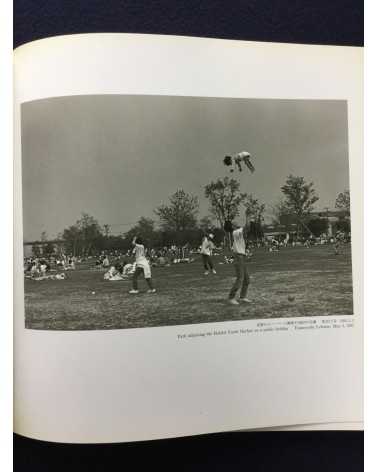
[{"left": 31, "top": 176, "right": 350, "bottom": 257}]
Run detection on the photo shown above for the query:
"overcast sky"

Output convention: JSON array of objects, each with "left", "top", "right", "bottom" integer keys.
[{"left": 21, "top": 95, "right": 349, "bottom": 241}]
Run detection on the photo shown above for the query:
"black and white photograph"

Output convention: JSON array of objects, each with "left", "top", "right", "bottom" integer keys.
[{"left": 21, "top": 94, "right": 353, "bottom": 330}]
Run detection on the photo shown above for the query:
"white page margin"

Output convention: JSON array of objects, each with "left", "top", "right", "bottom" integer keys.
[{"left": 14, "top": 34, "right": 363, "bottom": 443}]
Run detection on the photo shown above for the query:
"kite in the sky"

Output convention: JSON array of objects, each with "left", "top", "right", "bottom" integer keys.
[{"left": 223, "top": 151, "right": 255, "bottom": 174}]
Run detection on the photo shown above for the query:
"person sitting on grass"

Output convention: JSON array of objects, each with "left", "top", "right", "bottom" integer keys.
[
  {"left": 39, "top": 260, "right": 51, "bottom": 275},
  {"left": 224, "top": 255, "right": 234, "bottom": 264},
  {"left": 30, "top": 261, "right": 40, "bottom": 278},
  {"left": 129, "top": 236, "right": 156, "bottom": 294},
  {"left": 102, "top": 255, "right": 110, "bottom": 268},
  {"left": 333, "top": 231, "right": 344, "bottom": 255},
  {"left": 104, "top": 265, "right": 123, "bottom": 281},
  {"left": 122, "top": 262, "right": 136, "bottom": 276}
]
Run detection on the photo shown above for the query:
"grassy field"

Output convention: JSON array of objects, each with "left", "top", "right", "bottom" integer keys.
[{"left": 24, "top": 244, "right": 353, "bottom": 330}]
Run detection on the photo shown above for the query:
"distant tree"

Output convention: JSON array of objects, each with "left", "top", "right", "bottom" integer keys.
[
  {"left": 281, "top": 175, "right": 319, "bottom": 234},
  {"left": 199, "top": 216, "right": 214, "bottom": 233},
  {"left": 31, "top": 243, "right": 41, "bottom": 257},
  {"left": 335, "top": 219, "right": 351, "bottom": 233},
  {"left": 42, "top": 241, "right": 55, "bottom": 256},
  {"left": 103, "top": 224, "right": 111, "bottom": 237},
  {"left": 335, "top": 190, "right": 350, "bottom": 216},
  {"left": 155, "top": 190, "right": 199, "bottom": 232},
  {"left": 124, "top": 217, "right": 157, "bottom": 247},
  {"left": 306, "top": 218, "right": 329, "bottom": 237},
  {"left": 55, "top": 233, "right": 65, "bottom": 256},
  {"left": 204, "top": 177, "right": 246, "bottom": 227},
  {"left": 39, "top": 231, "right": 54, "bottom": 256},
  {"left": 62, "top": 213, "right": 103, "bottom": 256},
  {"left": 77, "top": 213, "right": 103, "bottom": 254},
  {"left": 135, "top": 217, "right": 155, "bottom": 235},
  {"left": 210, "top": 227, "right": 226, "bottom": 246},
  {"left": 40, "top": 231, "right": 48, "bottom": 242},
  {"left": 62, "top": 225, "right": 81, "bottom": 255},
  {"left": 243, "top": 195, "right": 265, "bottom": 223},
  {"left": 102, "top": 235, "right": 129, "bottom": 252},
  {"left": 271, "top": 200, "right": 290, "bottom": 226}
]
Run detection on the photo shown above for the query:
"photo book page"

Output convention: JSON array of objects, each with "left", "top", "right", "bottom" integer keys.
[{"left": 14, "top": 34, "right": 363, "bottom": 443}]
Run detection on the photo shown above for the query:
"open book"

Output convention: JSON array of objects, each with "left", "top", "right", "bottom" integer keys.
[{"left": 14, "top": 34, "right": 363, "bottom": 443}]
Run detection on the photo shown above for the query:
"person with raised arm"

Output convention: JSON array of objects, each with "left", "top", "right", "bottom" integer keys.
[
  {"left": 224, "top": 216, "right": 254, "bottom": 305},
  {"left": 129, "top": 236, "right": 156, "bottom": 294},
  {"left": 200, "top": 233, "right": 216, "bottom": 275}
]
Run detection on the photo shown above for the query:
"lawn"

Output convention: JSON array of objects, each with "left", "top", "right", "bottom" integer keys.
[{"left": 24, "top": 244, "right": 354, "bottom": 330}]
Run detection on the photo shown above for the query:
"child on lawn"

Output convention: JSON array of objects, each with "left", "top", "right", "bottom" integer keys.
[
  {"left": 200, "top": 233, "right": 216, "bottom": 275},
  {"left": 129, "top": 236, "right": 156, "bottom": 294}
]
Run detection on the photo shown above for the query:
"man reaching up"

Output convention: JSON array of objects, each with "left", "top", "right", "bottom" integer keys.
[{"left": 224, "top": 219, "right": 253, "bottom": 305}]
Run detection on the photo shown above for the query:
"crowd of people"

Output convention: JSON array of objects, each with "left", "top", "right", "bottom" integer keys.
[
  {"left": 24, "top": 227, "right": 350, "bottom": 302},
  {"left": 24, "top": 254, "right": 78, "bottom": 278}
]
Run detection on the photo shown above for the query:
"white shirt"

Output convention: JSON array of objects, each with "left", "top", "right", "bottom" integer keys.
[
  {"left": 134, "top": 243, "right": 147, "bottom": 263},
  {"left": 133, "top": 244, "right": 151, "bottom": 278},
  {"left": 200, "top": 237, "right": 213, "bottom": 256},
  {"left": 232, "top": 227, "right": 246, "bottom": 255}
]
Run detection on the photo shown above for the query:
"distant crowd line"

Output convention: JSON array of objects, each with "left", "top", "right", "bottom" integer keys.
[{"left": 23, "top": 230, "right": 350, "bottom": 281}]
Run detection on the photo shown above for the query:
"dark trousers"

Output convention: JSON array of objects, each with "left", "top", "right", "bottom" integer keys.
[
  {"left": 202, "top": 254, "right": 214, "bottom": 271},
  {"left": 133, "top": 267, "right": 153, "bottom": 290},
  {"left": 229, "top": 254, "right": 250, "bottom": 299}
]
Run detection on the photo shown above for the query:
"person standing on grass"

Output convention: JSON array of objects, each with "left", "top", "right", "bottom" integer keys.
[
  {"left": 224, "top": 219, "right": 253, "bottom": 305},
  {"left": 129, "top": 236, "right": 156, "bottom": 294},
  {"left": 200, "top": 233, "right": 216, "bottom": 275}
]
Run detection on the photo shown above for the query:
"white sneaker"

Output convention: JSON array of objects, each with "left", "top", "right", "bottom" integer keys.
[
  {"left": 239, "top": 298, "right": 252, "bottom": 303},
  {"left": 129, "top": 289, "right": 139, "bottom": 294},
  {"left": 228, "top": 298, "right": 239, "bottom": 305},
  {"left": 212, "top": 269, "right": 217, "bottom": 274},
  {"left": 204, "top": 271, "right": 209, "bottom": 275},
  {"left": 147, "top": 289, "right": 156, "bottom": 293}
]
